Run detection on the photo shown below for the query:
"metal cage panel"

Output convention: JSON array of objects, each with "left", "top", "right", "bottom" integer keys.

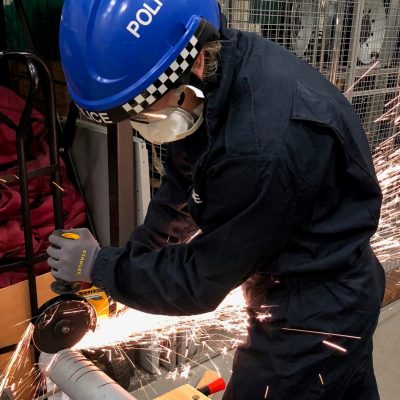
[
  {"left": 219, "top": 1, "right": 400, "bottom": 270},
  {"left": 221, "top": 0, "right": 400, "bottom": 151}
]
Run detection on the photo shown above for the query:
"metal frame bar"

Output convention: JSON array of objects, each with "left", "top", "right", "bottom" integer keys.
[
  {"left": 107, "top": 121, "right": 136, "bottom": 247},
  {"left": 0, "top": 51, "right": 64, "bottom": 319},
  {"left": 344, "top": 0, "right": 366, "bottom": 102}
]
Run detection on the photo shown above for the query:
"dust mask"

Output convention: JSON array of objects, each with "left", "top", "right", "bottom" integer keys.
[{"left": 130, "top": 104, "right": 204, "bottom": 145}]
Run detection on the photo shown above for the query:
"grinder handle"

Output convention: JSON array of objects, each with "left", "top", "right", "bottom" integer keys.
[
  {"left": 51, "top": 279, "right": 82, "bottom": 294},
  {"left": 50, "top": 230, "right": 83, "bottom": 294}
]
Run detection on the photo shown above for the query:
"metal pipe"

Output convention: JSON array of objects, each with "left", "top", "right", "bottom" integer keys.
[
  {"left": 20, "top": 52, "right": 64, "bottom": 230},
  {"left": 107, "top": 121, "right": 136, "bottom": 247},
  {"left": 344, "top": 0, "right": 366, "bottom": 102},
  {"left": 15, "top": 58, "right": 40, "bottom": 317},
  {"left": 40, "top": 350, "right": 137, "bottom": 400},
  {"left": 0, "top": 51, "right": 65, "bottom": 321},
  {"left": 4, "top": 51, "right": 65, "bottom": 230},
  {"left": 328, "top": 0, "right": 346, "bottom": 86}
]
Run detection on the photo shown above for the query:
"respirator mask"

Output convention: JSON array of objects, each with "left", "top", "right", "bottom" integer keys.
[{"left": 130, "top": 85, "right": 204, "bottom": 145}]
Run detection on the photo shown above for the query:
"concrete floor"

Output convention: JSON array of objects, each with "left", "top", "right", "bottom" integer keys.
[
  {"left": 131, "top": 300, "right": 400, "bottom": 400},
  {"left": 374, "top": 300, "right": 400, "bottom": 400}
]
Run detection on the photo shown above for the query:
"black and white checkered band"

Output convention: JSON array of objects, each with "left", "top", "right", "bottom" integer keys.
[
  {"left": 78, "top": 20, "right": 219, "bottom": 124},
  {"left": 121, "top": 34, "right": 202, "bottom": 116}
]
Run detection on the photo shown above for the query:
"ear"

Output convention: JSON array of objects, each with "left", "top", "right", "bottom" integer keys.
[{"left": 191, "top": 51, "right": 205, "bottom": 80}]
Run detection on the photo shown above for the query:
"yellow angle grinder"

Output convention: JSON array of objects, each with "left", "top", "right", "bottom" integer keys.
[{"left": 32, "top": 231, "right": 119, "bottom": 354}]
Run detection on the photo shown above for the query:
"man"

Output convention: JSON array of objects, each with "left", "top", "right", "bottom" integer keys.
[{"left": 48, "top": 1, "right": 385, "bottom": 399}]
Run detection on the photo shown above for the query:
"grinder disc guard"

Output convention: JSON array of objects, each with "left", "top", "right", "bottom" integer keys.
[{"left": 32, "top": 294, "right": 97, "bottom": 354}]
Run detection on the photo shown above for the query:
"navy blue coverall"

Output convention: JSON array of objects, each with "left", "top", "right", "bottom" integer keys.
[{"left": 92, "top": 24, "right": 386, "bottom": 400}]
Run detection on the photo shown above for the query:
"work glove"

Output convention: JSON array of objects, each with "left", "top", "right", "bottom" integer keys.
[{"left": 47, "top": 228, "right": 100, "bottom": 283}]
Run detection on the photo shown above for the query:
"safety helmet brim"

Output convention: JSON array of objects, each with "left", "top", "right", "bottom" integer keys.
[
  {"left": 60, "top": 0, "right": 221, "bottom": 125},
  {"left": 74, "top": 20, "right": 218, "bottom": 125}
]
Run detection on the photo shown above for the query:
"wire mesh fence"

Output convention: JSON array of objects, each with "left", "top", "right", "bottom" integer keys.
[
  {"left": 220, "top": 1, "right": 400, "bottom": 270},
  {"left": 220, "top": 0, "right": 400, "bottom": 150}
]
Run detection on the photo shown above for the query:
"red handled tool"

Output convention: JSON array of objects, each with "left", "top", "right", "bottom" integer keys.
[{"left": 197, "top": 377, "right": 226, "bottom": 396}]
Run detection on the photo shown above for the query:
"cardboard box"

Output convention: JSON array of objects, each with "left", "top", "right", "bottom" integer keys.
[{"left": 0, "top": 273, "right": 57, "bottom": 399}]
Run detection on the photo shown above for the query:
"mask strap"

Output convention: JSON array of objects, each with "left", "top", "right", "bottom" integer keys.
[
  {"left": 174, "top": 111, "right": 204, "bottom": 141},
  {"left": 191, "top": 102, "right": 204, "bottom": 118}
]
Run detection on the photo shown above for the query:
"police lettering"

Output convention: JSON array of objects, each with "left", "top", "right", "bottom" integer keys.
[
  {"left": 78, "top": 107, "right": 113, "bottom": 124},
  {"left": 126, "top": 0, "right": 163, "bottom": 39}
]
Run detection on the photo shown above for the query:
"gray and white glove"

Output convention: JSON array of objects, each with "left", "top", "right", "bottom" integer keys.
[{"left": 47, "top": 228, "right": 100, "bottom": 283}]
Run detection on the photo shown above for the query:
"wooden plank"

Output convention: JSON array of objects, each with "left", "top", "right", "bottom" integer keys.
[
  {"left": 154, "top": 384, "right": 209, "bottom": 400},
  {"left": 0, "top": 273, "right": 56, "bottom": 349},
  {"left": 0, "top": 273, "right": 56, "bottom": 399},
  {"left": 0, "top": 346, "right": 37, "bottom": 400},
  {"left": 382, "top": 269, "right": 400, "bottom": 307}
]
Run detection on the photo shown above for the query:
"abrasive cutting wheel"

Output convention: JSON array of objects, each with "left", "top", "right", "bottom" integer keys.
[{"left": 32, "top": 294, "right": 97, "bottom": 354}]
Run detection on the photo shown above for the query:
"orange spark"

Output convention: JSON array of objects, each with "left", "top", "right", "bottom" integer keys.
[
  {"left": 282, "top": 328, "right": 361, "bottom": 340},
  {"left": 322, "top": 340, "right": 347, "bottom": 353},
  {"left": 51, "top": 181, "right": 65, "bottom": 192}
]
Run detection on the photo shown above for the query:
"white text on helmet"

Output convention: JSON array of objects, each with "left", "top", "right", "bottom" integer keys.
[
  {"left": 126, "top": 0, "right": 163, "bottom": 39},
  {"left": 78, "top": 107, "right": 113, "bottom": 124}
]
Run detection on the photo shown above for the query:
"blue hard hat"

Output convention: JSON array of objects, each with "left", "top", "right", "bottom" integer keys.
[{"left": 60, "top": 0, "right": 220, "bottom": 124}]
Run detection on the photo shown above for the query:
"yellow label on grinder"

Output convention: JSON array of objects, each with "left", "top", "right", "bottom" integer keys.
[{"left": 78, "top": 286, "right": 111, "bottom": 319}]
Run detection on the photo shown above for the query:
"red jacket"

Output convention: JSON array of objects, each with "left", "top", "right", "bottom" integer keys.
[{"left": 0, "top": 86, "right": 86, "bottom": 288}]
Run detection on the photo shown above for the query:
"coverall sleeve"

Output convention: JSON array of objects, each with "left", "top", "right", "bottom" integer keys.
[
  {"left": 92, "top": 152, "right": 319, "bottom": 316},
  {"left": 129, "top": 144, "right": 200, "bottom": 250}
]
